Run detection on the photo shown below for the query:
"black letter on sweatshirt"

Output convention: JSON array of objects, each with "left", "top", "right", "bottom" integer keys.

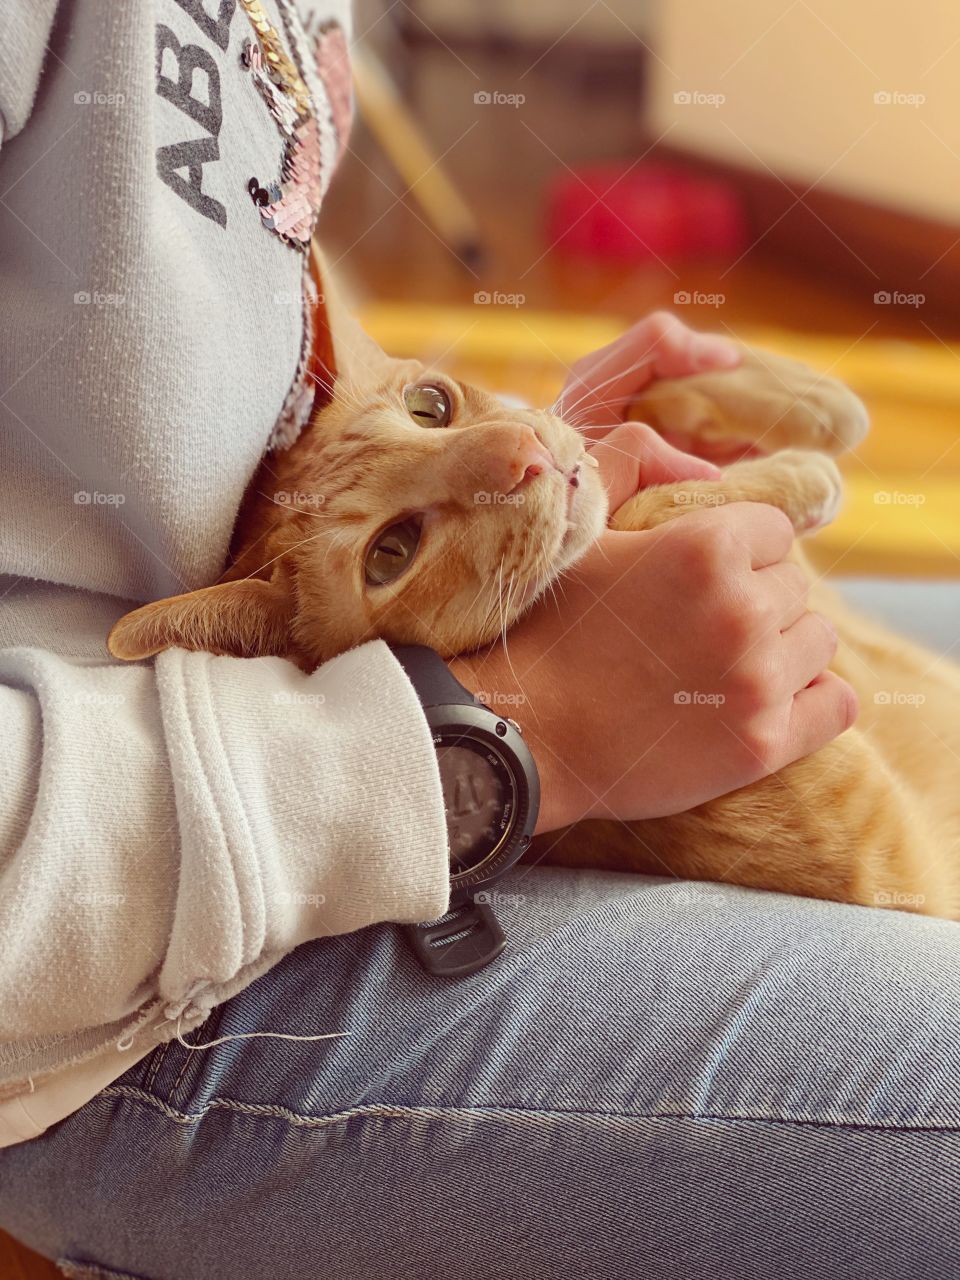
[
  {"left": 172, "top": 0, "right": 236, "bottom": 52},
  {"left": 157, "top": 137, "right": 227, "bottom": 227},
  {"left": 156, "top": 25, "right": 223, "bottom": 135}
]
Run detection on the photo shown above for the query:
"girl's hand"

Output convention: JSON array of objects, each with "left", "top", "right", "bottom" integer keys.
[
  {"left": 450, "top": 506, "right": 856, "bottom": 833},
  {"left": 557, "top": 310, "right": 741, "bottom": 438},
  {"left": 588, "top": 423, "right": 721, "bottom": 510}
]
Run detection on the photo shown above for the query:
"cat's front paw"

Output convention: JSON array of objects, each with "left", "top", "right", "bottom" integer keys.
[
  {"left": 766, "top": 449, "right": 844, "bottom": 534},
  {"left": 628, "top": 346, "right": 869, "bottom": 459}
]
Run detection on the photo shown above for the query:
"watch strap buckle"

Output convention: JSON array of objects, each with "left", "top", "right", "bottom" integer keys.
[{"left": 405, "top": 900, "right": 506, "bottom": 978}]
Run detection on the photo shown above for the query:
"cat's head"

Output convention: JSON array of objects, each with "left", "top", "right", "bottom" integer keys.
[{"left": 108, "top": 326, "right": 608, "bottom": 667}]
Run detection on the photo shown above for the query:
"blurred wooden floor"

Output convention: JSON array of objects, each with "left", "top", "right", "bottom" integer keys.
[
  {"left": 0, "top": 1229, "right": 58, "bottom": 1278},
  {"left": 359, "top": 302, "right": 960, "bottom": 579},
  {"left": 320, "top": 146, "right": 960, "bottom": 579}
]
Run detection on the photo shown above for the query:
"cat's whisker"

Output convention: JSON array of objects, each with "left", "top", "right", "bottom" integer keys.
[
  {"left": 496, "top": 559, "right": 519, "bottom": 659},
  {"left": 305, "top": 370, "right": 344, "bottom": 404},
  {"left": 238, "top": 525, "right": 333, "bottom": 583},
  {"left": 340, "top": 372, "right": 388, "bottom": 412},
  {"left": 558, "top": 393, "right": 658, "bottom": 432},
  {"left": 306, "top": 369, "right": 369, "bottom": 416},
  {"left": 461, "top": 566, "right": 498, "bottom": 628},
  {"left": 496, "top": 550, "right": 543, "bottom": 714},
  {"left": 255, "top": 490, "right": 337, "bottom": 520},
  {"left": 561, "top": 392, "right": 654, "bottom": 417},
  {"left": 476, "top": 587, "right": 504, "bottom": 646},
  {"left": 315, "top": 524, "right": 364, "bottom": 578},
  {"left": 552, "top": 347, "right": 665, "bottom": 420},
  {"left": 477, "top": 554, "right": 514, "bottom": 641}
]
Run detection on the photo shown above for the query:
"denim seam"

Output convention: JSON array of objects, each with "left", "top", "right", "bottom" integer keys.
[
  {"left": 167, "top": 1044, "right": 193, "bottom": 1106},
  {"left": 57, "top": 1260, "right": 144, "bottom": 1280},
  {"left": 142, "top": 1042, "right": 169, "bottom": 1093},
  {"left": 96, "top": 1083, "right": 960, "bottom": 1135}
]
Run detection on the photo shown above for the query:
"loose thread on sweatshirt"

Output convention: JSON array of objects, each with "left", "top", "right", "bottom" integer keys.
[
  {"left": 117, "top": 1017, "right": 350, "bottom": 1054},
  {"left": 174, "top": 1017, "right": 350, "bottom": 1051}
]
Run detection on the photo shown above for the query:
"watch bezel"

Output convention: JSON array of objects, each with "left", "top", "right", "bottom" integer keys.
[{"left": 421, "top": 702, "right": 539, "bottom": 905}]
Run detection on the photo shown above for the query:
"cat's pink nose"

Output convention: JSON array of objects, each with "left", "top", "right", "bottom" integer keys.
[{"left": 483, "top": 425, "right": 556, "bottom": 495}]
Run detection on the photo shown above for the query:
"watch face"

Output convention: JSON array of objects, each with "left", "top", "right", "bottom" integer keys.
[{"left": 436, "top": 733, "right": 518, "bottom": 874}]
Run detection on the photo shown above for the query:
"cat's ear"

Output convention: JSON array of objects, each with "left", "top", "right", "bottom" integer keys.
[
  {"left": 312, "top": 245, "right": 401, "bottom": 391},
  {"left": 107, "top": 574, "right": 293, "bottom": 662}
]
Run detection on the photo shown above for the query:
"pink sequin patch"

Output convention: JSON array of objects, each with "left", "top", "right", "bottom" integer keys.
[
  {"left": 240, "top": 4, "right": 347, "bottom": 451},
  {"left": 314, "top": 24, "right": 353, "bottom": 161},
  {"left": 260, "top": 116, "right": 323, "bottom": 245}
]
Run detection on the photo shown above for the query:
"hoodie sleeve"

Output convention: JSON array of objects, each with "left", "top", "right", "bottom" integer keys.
[
  {"left": 0, "top": 1, "right": 59, "bottom": 151},
  {"left": 0, "top": 638, "right": 450, "bottom": 1045}
]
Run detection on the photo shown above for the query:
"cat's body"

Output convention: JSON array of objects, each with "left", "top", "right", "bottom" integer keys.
[
  {"left": 109, "top": 281, "right": 960, "bottom": 921},
  {"left": 543, "top": 456, "right": 960, "bottom": 920}
]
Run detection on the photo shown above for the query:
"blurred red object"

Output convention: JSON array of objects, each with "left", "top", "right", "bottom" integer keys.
[{"left": 545, "top": 161, "right": 748, "bottom": 263}]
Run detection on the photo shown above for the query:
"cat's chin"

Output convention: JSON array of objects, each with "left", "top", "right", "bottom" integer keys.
[
  {"left": 497, "top": 528, "right": 595, "bottom": 630},
  {"left": 507, "top": 504, "right": 604, "bottom": 624},
  {"left": 553, "top": 476, "right": 608, "bottom": 573}
]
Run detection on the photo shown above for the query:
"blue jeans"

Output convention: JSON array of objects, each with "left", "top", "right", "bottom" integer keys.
[{"left": 2, "top": 582, "right": 959, "bottom": 1280}]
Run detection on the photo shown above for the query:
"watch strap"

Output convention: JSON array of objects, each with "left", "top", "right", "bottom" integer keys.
[
  {"left": 388, "top": 643, "right": 476, "bottom": 709},
  {"left": 388, "top": 642, "right": 533, "bottom": 980},
  {"left": 405, "top": 901, "right": 506, "bottom": 978}
]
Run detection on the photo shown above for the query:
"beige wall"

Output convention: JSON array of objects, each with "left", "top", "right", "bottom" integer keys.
[
  {"left": 649, "top": 0, "right": 960, "bottom": 223},
  {"left": 404, "top": 0, "right": 652, "bottom": 44}
]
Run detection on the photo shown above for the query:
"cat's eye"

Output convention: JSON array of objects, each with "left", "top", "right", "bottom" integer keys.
[
  {"left": 403, "top": 382, "right": 452, "bottom": 427},
  {"left": 364, "top": 517, "right": 422, "bottom": 586}
]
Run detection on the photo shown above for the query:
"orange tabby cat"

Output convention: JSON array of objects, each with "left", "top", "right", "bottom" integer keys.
[{"left": 108, "top": 278, "right": 960, "bottom": 922}]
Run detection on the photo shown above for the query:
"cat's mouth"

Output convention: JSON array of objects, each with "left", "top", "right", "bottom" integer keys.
[
  {"left": 507, "top": 442, "right": 595, "bottom": 555},
  {"left": 564, "top": 462, "right": 583, "bottom": 515},
  {"left": 560, "top": 472, "right": 583, "bottom": 544},
  {"left": 549, "top": 451, "right": 607, "bottom": 568}
]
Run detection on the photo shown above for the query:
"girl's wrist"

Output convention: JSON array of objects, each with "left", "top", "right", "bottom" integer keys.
[{"left": 446, "top": 647, "right": 575, "bottom": 836}]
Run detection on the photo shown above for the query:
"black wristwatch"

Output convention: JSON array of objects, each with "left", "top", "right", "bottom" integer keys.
[{"left": 389, "top": 644, "right": 540, "bottom": 978}]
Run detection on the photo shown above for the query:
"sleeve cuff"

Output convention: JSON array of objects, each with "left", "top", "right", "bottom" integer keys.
[{"left": 154, "top": 640, "right": 450, "bottom": 994}]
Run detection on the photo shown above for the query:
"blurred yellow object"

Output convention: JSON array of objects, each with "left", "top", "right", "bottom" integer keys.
[
  {"left": 351, "top": 49, "right": 483, "bottom": 264},
  {"left": 361, "top": 304, "right": 960, "bottom": 579}
]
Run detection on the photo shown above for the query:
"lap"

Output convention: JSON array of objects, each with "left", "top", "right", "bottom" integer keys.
[{"left": 3, "top": 868, "right": 959, "bottom": 1279}]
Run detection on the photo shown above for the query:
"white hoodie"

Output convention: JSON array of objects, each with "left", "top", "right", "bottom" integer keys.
[{"left": 0, "top": 0, "right": 449, "bottom": 1143}]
